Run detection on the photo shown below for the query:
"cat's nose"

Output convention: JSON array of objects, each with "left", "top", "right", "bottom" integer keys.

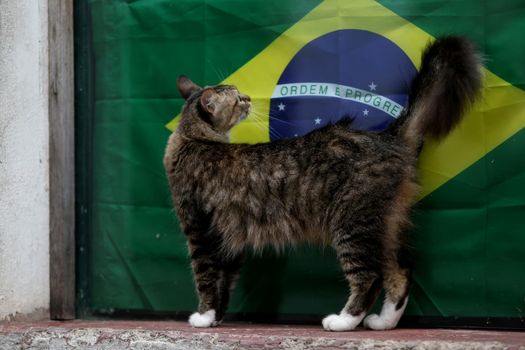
[{"left": 240, "top": 94, "right": 251, "bottom": 102}]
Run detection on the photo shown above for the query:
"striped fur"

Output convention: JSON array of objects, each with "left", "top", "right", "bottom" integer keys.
[{"left": 164, "top": 37, "right": 482, "bottom": 330}]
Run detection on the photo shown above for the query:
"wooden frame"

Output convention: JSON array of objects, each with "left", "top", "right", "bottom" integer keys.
[{"left": 48, "top": 0, "right": 75, "bottom": 320}]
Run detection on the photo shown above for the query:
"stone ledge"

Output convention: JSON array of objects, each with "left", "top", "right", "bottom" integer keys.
[{"left": 0, "top": 320, "right": 523, "bottom": 349}]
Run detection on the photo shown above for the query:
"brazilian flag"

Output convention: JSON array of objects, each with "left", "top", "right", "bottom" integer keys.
[{"left": 78, "top": 0, "right": 525, "bottom": 324}]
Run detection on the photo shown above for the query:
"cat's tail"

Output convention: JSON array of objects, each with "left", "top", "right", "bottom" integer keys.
[{"left": 391, "top": 36, "right": 483, "bottom": 151}]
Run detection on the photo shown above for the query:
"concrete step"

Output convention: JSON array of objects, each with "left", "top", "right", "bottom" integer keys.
[{"left": 0, "top": 320, "right": 524, "bottom": 349}]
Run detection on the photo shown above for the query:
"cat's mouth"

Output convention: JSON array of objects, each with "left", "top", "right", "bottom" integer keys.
[
  {"left": 239, "top": 111, "right": 249, "bottom": 121},
  {"left": 239, "top": 103, "right": 252, "bottom": 121}
]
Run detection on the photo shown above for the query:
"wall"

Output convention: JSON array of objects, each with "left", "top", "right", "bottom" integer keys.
[{"left": 0, "top": 0, "right": 50, "bottom": 320}]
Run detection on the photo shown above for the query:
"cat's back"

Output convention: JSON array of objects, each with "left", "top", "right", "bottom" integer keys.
[
  {"left": 287, "top": 122, "right": 412, "bottom": 173},
  {"left": 165, "top": 122, "right": 414, "bottom": 198}
]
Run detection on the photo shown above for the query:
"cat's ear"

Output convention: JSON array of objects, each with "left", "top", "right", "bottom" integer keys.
[
  {"left": 200, "top": 88, "right": 217, "bottom": 114},
  {"left": 177, "top": 75, "right": 201, "bottom": 99}
]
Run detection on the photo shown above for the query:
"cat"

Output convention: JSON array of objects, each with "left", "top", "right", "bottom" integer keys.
[{"left": 163, "top": 36, "right": 482, "bottom": 331}]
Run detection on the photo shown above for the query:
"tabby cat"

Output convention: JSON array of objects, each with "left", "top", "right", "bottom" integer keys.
[{"left": 164, "top": 37, "right": 481, "bottom": 331}]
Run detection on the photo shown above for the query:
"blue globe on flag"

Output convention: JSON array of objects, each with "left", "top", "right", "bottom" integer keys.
[{"left": 269, "top": 29, "right": 417, "bottom": 140}]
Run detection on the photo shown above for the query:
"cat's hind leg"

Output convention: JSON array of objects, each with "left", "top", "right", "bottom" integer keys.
[
  {"left": 323, "top": 219, "right": 383, "bottom": 331},
  {"left": 216, "top": 254, "right": 244, "bottom": 322},
  {"left": 363, "top": 265, "right": 410, "bottom": 330},
  {"left": 363, "top": 179, "right": 415, "bottom": 330},
  {"left": 363, "top": 249, "right": 411, "bottom": 330}
]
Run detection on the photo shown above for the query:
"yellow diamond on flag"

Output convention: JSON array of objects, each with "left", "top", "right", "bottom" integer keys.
[{"left": 166, "top": 0, "right": 525, "bottom": 199}]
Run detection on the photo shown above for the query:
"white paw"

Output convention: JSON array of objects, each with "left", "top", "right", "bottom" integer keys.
[
  {"left": 363, "top": 313, "right": 388, "bottom": 330},
  {"left": 322, "top": 312, "right": 365, "bottom": 331},
  {"left": 363, "top": 297, "right": 408, "bottom": 330},
  {"left": 188, "top": 309, "right": 217, "bottom": 328}
]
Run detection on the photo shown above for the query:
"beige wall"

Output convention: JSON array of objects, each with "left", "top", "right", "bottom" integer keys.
[{"left": 0, "top": 0, "right": 50, "bottom": 320}]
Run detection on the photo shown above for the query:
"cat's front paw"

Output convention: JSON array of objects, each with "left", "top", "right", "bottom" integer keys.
[
  {"left": 188, "top": 309, "right": 217, "bottom": 328},
  {"left": 322, "top": 312, "right": 365, "bottom": 331}
]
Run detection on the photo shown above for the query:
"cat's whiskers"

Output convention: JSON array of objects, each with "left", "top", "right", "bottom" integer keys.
[
  {"left": 269, "top": 116, "right": 294, "bottom": 126},
  {"left": 252, "top": 113, "right": 282, "bottom": 139},
  {"left": 249, "top": 105, "right": 289, "bottom": 139},
  {"left": 247, "top": 107, "right": 278, "bottom": 139},
  {"left": 246, "top": 111, "right": 267, "bottom": 133},
  {"left": 249, "top": 113, "right": 281, "bottom": 139},
  {"left": 248, "top": 118, "right": 267, "bottom": 134}
]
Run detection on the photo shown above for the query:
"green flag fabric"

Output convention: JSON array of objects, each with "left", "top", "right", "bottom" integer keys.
[{"left": 78, "top": 0, "right": 525, "bottom": 322}]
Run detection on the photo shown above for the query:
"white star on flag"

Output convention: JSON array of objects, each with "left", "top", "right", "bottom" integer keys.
[
  {"left": 368, "top": 82, "right": 377, "bottom": 91},
  {"left": 314, "top": 117, "right": 322, "bottom": 125},
  {"left": 277, "top": 102, "right": 286, "bottom": 111},
  {"left": 363, "top": 109, "right": 369, "bottom": 116}
]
